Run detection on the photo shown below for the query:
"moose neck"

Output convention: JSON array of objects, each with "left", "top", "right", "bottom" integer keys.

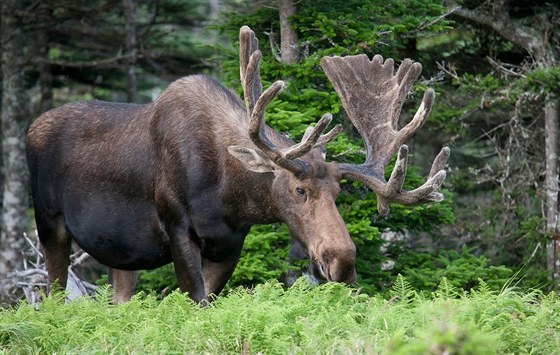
[
  {"left": 226, "top": 171, "right": 279, "bottom": 226},
  {"left": 223, "top": 127, "right": 295, "bottom": 227}
]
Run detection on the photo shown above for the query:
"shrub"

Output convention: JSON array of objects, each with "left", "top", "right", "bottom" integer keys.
[{"left": 1, "top": 277, "right": 558, "bottom": 353}]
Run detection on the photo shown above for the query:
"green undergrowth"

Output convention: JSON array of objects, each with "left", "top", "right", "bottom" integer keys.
[{"left": 1, "top": 278, "right": 559, "bottom": 354}]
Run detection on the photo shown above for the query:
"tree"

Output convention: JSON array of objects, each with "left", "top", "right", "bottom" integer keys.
[
  {"left": 279, "top": 0, "right": 298, "bottom": 64},
  {"left": 448, "top": 0, "right": 559, "bottom": 286},
  {"left": 0, "top": 0, "right": 31, "bottom": 303},
  {"left": 36, "top": 4, "right": 54, "bottom": 113},
  {"left": 123, "top": 0, "right": 139, "bottom": 102}
]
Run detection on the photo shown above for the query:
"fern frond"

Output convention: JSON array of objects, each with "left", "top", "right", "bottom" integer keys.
[
  {"left": 474, "top": 278, "right": 492, "bottom": 295},
  {"left": 435, "top": 277, "right": 458, "bottom": 299},
  {"left": 390, "top": 274, "right": 416, "bottom": 303}
]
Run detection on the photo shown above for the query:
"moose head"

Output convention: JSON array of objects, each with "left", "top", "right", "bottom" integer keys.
[{"left": 228, "top": 26, "right": 449, "bottom": 285}]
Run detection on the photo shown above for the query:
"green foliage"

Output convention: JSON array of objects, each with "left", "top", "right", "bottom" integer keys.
[
  {"left": 230, "top": 225, "right": 293, "bottom": 286},
  {"left": 42, "top": 0, "right": 214, "bottom": 104},
  {"left": 136, "top": 265, "right": 179, "bottom": 296},
  {"left": 293, "top": 0, "right": 453, "bottom": 56},
  {"left": 515, "top": 67, "right": 560, "bottom": 95},
  {"left": 431, "top": 65, "right": 560, "bottom": 135},
  {"left": 387, "top": 322, "right": 499, "bottom": 355},
  {"left": 420, "top": 24, "right": 555, "bottom": 289},
  {"left": 390, "top": 274, "right": 417, "bottom": 302},
  {"left": 394, "top": 245, "right": 514, "bottom": 292},
  {"left": 1, "top": 278, "right": 559, "bottom": 353}
]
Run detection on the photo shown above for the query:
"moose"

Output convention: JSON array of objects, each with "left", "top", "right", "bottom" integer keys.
[{"left": 26, "top": 26, "right": 449, "bottom": 303}]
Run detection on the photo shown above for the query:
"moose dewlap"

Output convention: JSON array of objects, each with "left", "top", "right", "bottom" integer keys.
[{"left": 26, "top": 26, "right": 449, "bottom": 304}]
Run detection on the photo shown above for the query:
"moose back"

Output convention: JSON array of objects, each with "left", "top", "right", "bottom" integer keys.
[{"left": 26, "top": 26, "right": 449, "bottom": 303}]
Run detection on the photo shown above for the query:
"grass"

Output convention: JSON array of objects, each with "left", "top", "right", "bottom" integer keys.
[{"left": 1, "top": 277, "right": 559, "bottom": 354}]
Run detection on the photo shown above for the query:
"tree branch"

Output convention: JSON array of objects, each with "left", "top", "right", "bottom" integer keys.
[
  {"left": 35, "top": 52, "right": 136, "bottom": 68},
  {"left": 448, "top": 0, "right": 546, "bottom": 60},
  {"left": 486, "top": 56, "right": 526, "bottom": 78},
  {"left": 412, "top": 5, "right": 461, "bottom": 33}
]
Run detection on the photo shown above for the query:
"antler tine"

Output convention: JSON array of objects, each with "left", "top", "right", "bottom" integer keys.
[
  {"left": 239, "top": 26, "right": 288, "bottom": 166},
  {"left": 238, "top": 26, "right": 342, "bottom": 178},
  {"left": 374, "top": 145, "right": 449, "bottom": 215},
  {"left": 239, "top": 26, "right": 263, "bottom": 114},
  {"left": 248, "top": 107, "right": 342, "bottom": 177},
  {"left": 321, "top": 54, "right": 426, "bottom": 168},
  {"left": 321, "top": 54, "right": 449, "bottom": 215},
  {"left": 281, "top": 114, "right": 343, "bottom": 160},
  {"left": 428, "top": 146, "right": 450, "bottom": 179}
]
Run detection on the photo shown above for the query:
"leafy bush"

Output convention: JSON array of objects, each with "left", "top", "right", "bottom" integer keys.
[
  {"left": 136, "top": 265, "right": 179, "bottom": 297},
  {"left": 230, "top": 225, "right": 293, "bottom": 286},
  {"left": 1, "top": 278, "right": 559, "bottom": 353},
  {"left": 395, "top": 245, "right": 514, "bottom": 292}
]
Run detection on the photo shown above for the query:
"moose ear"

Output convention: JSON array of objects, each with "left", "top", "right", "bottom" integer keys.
[{"left": 228, "top": 146, "right": 277, "bottom": 174}]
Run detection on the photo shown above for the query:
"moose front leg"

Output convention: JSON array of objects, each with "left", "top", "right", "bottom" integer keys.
[
  {"left": 202, "top": 250, "right": 242, "bottom": 298},
  {"left": 169, "top": 225, "right": 208, "bottom": 303},
  {"left": 199, "top": 226, "right": 247, "bottom": 298},
  {"left": 156, "top": 188, "right": 208, "bottom": 303}
]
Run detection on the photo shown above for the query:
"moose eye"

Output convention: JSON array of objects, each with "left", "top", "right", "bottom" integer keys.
[{"left": 295, "top": 187, "right": 306, "bottom": 196}]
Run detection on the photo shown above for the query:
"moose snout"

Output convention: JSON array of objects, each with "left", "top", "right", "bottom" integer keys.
[
  {"left": 325, "top": 255, "right": 357, "bottom": 284},
  {"left": 316, "top": 243, "right": 357, "bottom": 284}
]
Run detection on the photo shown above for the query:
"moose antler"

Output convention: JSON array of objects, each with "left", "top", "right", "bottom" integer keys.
[
  {"left": 321, "top": 54, "right": 449, "bottom": 215},
  {"left": 239, "top": 26, "right": 342, "bottom": 177}
]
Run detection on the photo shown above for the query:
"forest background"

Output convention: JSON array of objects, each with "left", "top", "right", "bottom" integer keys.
[{"left": 0, "top": 0, "right": 558, "bottom": 305}]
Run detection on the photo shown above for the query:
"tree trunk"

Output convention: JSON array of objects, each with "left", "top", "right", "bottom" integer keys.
[
  {"left": 279, "top": 0, "right": 298, "bottom": 64},
  {"left": 0, "top": 0, "right": 31, "bottom": 303},
  {"left": 208, "top": 0, "right": 221, "bottom": 20},
  {"left": 0, "top": 78, "right": 3, "bottom": 229},
  {"left": 37, "top": 5, "right": 53, "bottom": 113},
  {"left": 545, "top": 94, "right": 559, "bottom": 282},
  {"left": 123, "top": 0, "right": 138, "bottom": 103}
]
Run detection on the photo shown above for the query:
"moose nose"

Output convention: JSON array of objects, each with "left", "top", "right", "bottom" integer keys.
[
  {"left": 327, "top": 256, "right": 357, "bottom": 284},
  {"left": 322, "top": 243, "right": 357, "bottom": 284}
]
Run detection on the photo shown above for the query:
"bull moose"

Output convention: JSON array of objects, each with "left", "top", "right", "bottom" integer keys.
[{"left": 26, "top": 26, "right": 449, "bottom": 303}]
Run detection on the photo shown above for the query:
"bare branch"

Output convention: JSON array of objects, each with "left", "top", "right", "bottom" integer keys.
[
  {"left": 450, "top": 0, "right": 548, "bottom": 60},
  {"left": 264, "top": 30, "right": 282, "bottom": 62},
  {"left": 35, "top": 52, "right": 136, "bottom": 68},
  {"left": 486, "top": 57, "right": 527, "bottom": 78},
  {"left": 436, "top": 61, "right": 458, "bottom": 79},
  {"left": 412, "top": 5, "right": 461, "bottom": 33}
]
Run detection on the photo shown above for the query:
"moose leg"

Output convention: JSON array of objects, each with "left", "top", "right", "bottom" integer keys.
[
  {"left": 108, "top": 268, "right": 138, "bottom": 304},
  {"left": 202, "top": 251, "right": 242, "bottom": 298},
  {"left": 156, "top": 187, "right": 206, "bottom": 302},
  {"left": 169, "top": 226, "right": 207, "bottom": 303},
  {"left": 37, "top": 215, "right": 72, "bottom": 294}
]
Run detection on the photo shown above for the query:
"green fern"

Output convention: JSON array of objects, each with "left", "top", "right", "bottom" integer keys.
[
  {"left": 475, "top": 278, "right": 492, "bottom": 295},
  {"left": 390, "top": 274, "right": 416, "bottom": 303},
  {"left": 1, "top": 280, "right": 559, "bottom": 353},
  {"left": 435, "top": 277, "right": 459, "bottom": 299}
]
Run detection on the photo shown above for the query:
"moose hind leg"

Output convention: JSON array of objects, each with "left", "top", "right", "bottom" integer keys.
[
  {"left": 37, "top": 216, "right": 72, "bottom": 294},
  {"left": 108, "top": 268, "right": 139, "bottom": 304}
]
